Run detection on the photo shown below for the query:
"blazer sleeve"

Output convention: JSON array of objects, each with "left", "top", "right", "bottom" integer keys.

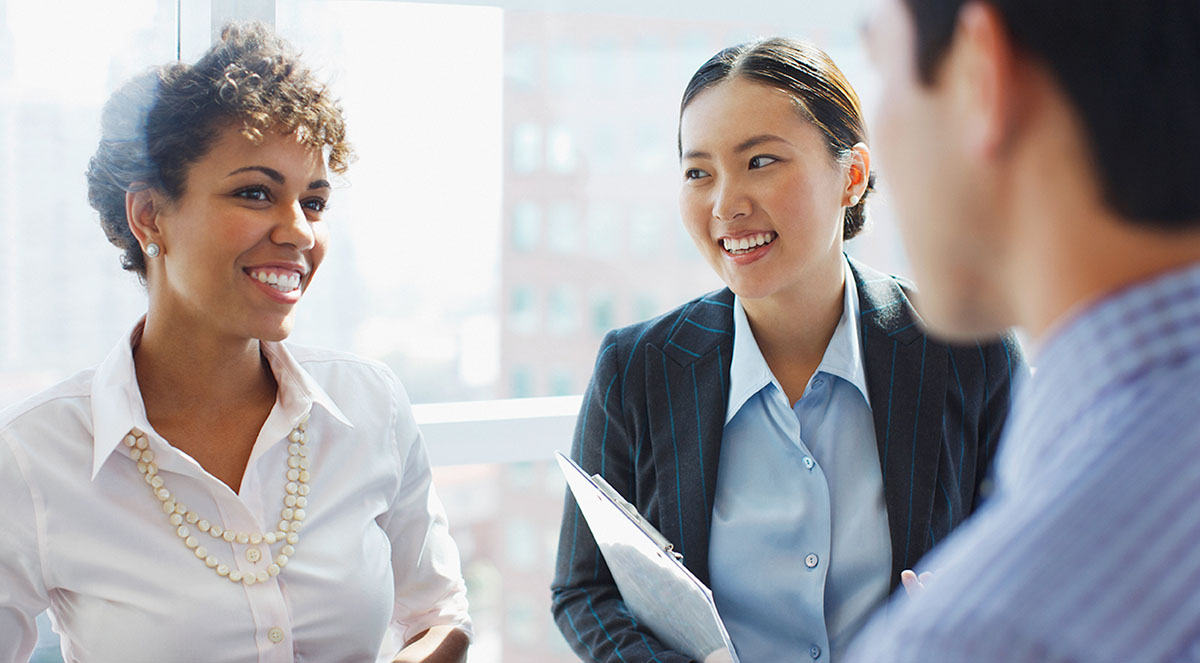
[
  {"left": 974, "top": 333, "right": 1029, "bottom": 502},
  {"left": 550, "top": 331, "right": 698, "bottom": 663}
]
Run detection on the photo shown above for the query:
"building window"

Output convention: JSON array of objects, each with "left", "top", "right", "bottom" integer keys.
[
  {"left": 546, "top": 124, "right": 577, "bottom": 173},
  {"left": 630, "top": 207, "right": 661, "bottom": 257},
  {"left": 510, "top": 286, "right": 539, "bottom": 333},
  {"left": 587, "top": 204, "right": 620, "bottom": 257},
  {"left": 634, "top": 294, "right": 659, "bottom": 322},
  {"left": 510, "top": 365, "right": 535, "bottom": 398},
  {"left": 547, "top": 201, "right": 579, "bottom": 254},
  {"left": 592, "top": 292, "right": 615, "bottom": 336},
  {"left": 549, "top": 368, "right": 573, "bottom": 396},
  {"left": 511, "top": 122, "right": 541, "bottom": 174},
  {"left": 504, "top": 44, "right": 538, "bottom": 89},
  {"left": 547, "top": 286, "right": 579, "bottom": 335},
  {"left": 511, "top": 201, "right": 541, "bottom": 251}
]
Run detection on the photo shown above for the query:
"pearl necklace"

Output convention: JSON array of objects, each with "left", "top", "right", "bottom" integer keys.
[{"left": 124, "top": 413, "right": 312, "bottom": 586}]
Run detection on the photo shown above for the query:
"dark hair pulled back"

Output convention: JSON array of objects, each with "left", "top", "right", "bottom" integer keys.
[{"left": 680, "top": 38, "right": 876, "bottom": 240}]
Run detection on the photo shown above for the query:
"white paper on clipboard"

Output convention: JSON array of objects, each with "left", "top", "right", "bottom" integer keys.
[{"left": 555, "top": 451, "right": 739, "bottom": 663}]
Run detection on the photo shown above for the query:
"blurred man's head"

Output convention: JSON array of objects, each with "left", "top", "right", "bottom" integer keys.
[{"left": 864, "top": 0, "right": 1200, "bottom": 340}]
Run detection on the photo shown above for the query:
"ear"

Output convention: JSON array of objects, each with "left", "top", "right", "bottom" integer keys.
[
  {"left": 845, "top": 142, "right": 872, "bottom": 203},
  {"left": 125, "top": 185, "right": 164, "bottom": 252},
  {"left": 947, "top": 1, "right": 1021, "bottom": 158}
]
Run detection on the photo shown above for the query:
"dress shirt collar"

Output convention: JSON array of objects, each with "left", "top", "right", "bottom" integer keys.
[
  {"left": 89, "top": 317, "right": 353, "bottom": 480},
  {"left": 1003, "top": 261, "right": 1200, "bottom": 471},
  {"left": 727, "top": 257, "right": 870, "bottom": 423}
]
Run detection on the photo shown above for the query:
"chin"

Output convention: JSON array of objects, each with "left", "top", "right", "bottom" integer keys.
[
  {"left": 917, "top": 292, "right": 1008, "bottom": 343},
  {"left": 255, "top": 318, "right": 296, "bottom": 343}
]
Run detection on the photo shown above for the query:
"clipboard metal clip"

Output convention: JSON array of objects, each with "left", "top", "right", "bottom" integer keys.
[{"left": 591, "top": 472, "right": 684, "bottom": 563}]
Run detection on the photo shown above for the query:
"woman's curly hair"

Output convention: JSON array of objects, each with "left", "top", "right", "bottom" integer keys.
[{"left": 86, "top": 22, "right": 354, "bottom": 277}]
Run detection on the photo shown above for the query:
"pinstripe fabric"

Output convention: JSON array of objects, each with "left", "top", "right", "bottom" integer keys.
[
  {"left": 552, "top": 257, "right": 1025, "bottom": 663},
  {"left": 847, "top": 262, "right": 1200, "bottom": 663}
]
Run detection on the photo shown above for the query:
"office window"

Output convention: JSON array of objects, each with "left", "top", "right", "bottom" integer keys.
[
  {"left": 546, "top": 124, "right": 577, "bottom": 173},
  {"left": 549, "top": 368, "right": 573, "bottom": 396},
  {"left": 586, "top": 204, "right": 620, "bottom": 257},
  {"left": 8, "top": 3, "right": 903, "bottom": 662},
  {"left": 546, "top": 286, "right": 579, "bottom": 335},
  {"left": 634, "top": 294, "right": 660, "bottom": 321},
  {"left": 592, "top": 292, "right": 615, "bottom": 335},
  {"left": 512, "top": 122, "right": 542, "bottom": 174},
  {"left": 510, "top": 365, "right": 535, "bottom": 398},
  {"left": 510, "top": 286, "right": 539, "bottom": 333},
  {"left": 512, "top": 201, "right": 541, "bottom": 251},
  {"left": 630, "top": 207, "right": 662, "bottom": 257}
]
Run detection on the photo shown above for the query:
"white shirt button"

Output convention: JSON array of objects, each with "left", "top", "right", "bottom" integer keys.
[
  {"left": 803, "top": 456, "right": 815, "bottom": 470},
  {"left": 267, "top": 627, "right": 284, "bottom": 644},
  {"left": 805, "top": 553, "right": 819, "bottom": 568},
  {"left": 246, "top": 548, "right": 262, "bottom": 563}
]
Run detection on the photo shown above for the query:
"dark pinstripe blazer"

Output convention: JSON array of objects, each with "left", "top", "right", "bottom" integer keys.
[{"left": 551, "top": 257, "right": 1026, "bottom": 663}]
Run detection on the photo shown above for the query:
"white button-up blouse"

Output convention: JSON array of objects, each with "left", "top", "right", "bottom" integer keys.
[{"left": 0, "top": 321, "right": 472, "bottom": 662}]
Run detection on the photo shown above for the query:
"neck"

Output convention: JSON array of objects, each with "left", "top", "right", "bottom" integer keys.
[
  {"left": 995, "top": 74, "right": 1200, "bottom": 342},
  {"left": 134, "top": 312, "right": 276, "bottom": 422},
  {"left": 741, "top": 256, "right": 846, "bottom": 374},
  {"left": 1014, "top": 215, "right": 1200, "bottom": 342}
]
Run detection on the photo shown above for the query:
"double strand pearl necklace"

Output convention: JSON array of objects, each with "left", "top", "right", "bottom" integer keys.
[{"left": 124, "top": 413, "right": 312, "bottom": 586}]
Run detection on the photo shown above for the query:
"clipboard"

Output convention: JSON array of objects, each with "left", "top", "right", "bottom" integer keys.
[{"left": 555, "top": 451, "right": 739, "bottom": 663}]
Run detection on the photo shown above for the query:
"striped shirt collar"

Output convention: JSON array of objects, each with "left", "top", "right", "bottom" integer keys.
[
  {"left": 1001, "top": 261, "right": 1200, "bottom": 481},
  {"left": 727, "top": 257, "right": 869, "bottom": 423}
]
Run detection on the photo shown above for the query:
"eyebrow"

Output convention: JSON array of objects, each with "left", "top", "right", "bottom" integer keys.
[
  {"left": 227, "top": 166, "right": 330, "bottom": 190},
  {"left": 682, "top": 134, "right": 792, "bottom": 160}
]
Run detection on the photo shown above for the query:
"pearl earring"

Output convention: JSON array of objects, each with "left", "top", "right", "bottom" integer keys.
[
  {"left": 849, "top": 195, "right": 860, "bottom": 206},
  {"left": 145, "top": 243, "right": 160, "bottom": 258}
]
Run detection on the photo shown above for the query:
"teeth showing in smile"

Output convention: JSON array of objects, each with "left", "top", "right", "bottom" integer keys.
[
  {"left": 248, "top": 270, "right": 302, "bottom": 293},
  {"left": 722, "top": 232, "right": 776, "bottom": 255}
]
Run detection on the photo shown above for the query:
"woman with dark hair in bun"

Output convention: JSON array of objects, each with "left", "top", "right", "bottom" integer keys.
[
  {"left": 0, "top": 24, "right": 469, "bottom": 662},
  {"left": 551, "top": 38, "right": 1024, "bottom": 662}
]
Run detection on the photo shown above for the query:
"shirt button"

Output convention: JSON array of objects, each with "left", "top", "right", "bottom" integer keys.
[
  {"left": 267, "top": 627, "right": 284, "bottom": 644},
  {"left": 245, "top": 548, "right": 262, "bottom": 563},
  {"left": 805, "top": 553, "right": 819, "bottom": 568},
  {"left": 803, "top": 456, "right": 815, "bottom": 470},
  {"left": 810, "top": 644, "right": 822, "bottom": 659},
  {"left": 812, "top": 378, "right": 824, "bottom": 388}
]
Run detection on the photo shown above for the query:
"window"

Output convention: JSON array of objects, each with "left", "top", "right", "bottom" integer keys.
[
  {"left": 546, "top": 125, "right": 577, "bottom": 173},
  {"left": 546, "top": 285, "right": 579, "bottom": 335},
  {"left": 509, "top": 286, "right": 539, "bottom": 333},
  {"left": 592, "top": 291, "right": 615, "bottom": 335},
  {"left": 586, "top": 204, "right": 620, "bottom": 257},
  {"left": 630, "top": 207, "right": 663, "bottom": 257},
  {"left": 511, "top": 201, "right": 542, "bottom": 251},
  {"left": 7, "top": 2, "right": 906, "bottom": 662},
  {"left": 512, "top": 122, "right": 542, "bottom": 174},
  {"left": 546, "top": 201, "right": 579, "bottom": 254}
]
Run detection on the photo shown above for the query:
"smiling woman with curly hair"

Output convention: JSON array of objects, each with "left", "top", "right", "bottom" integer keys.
[{"left": 0, "top": 24, "right": 471, "bottom": 663}]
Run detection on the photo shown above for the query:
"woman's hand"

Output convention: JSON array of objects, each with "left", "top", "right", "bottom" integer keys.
[
  {"left": 392, "top": 625, "right": 470, "bottom": 663},
  {"left": 900, "top": 569, "right": 934, "bottom": 598}
]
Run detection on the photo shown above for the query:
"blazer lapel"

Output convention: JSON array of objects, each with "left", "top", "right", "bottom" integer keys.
[
  {"left": 851, "top": 257, "right": 948, "bottom": 583},
  {"left": 644, "top": 289, "right": 734, "bottom": 587}
]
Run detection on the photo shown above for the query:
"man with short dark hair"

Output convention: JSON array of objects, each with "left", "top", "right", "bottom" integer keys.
[{"left": 849, "top": 0, "right": 1200, "bottom": 660}]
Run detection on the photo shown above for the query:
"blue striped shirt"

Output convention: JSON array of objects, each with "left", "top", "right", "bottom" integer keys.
[{"left": 846, "top": 261, "right": 1200, "bottom": 662}]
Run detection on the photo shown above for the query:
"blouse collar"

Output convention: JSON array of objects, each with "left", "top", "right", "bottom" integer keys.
[{"left": 89, "top": 317, "right": 352, "bottom": 480}]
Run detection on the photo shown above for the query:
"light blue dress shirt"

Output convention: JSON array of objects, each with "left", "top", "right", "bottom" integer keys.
[
  {"left": 709, "top": 259, "right": 892, "bottom": 663},
  {"left": 847, "top": 262, "right": 1200, "bottom": 663}
]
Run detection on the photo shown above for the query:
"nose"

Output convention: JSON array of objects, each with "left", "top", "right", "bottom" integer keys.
[
  {"left": 712, "top": 177, "right": 750, "bottom": 222},
  {"left": 271, "top": 199, "right": 316, "bottom": 251}
]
